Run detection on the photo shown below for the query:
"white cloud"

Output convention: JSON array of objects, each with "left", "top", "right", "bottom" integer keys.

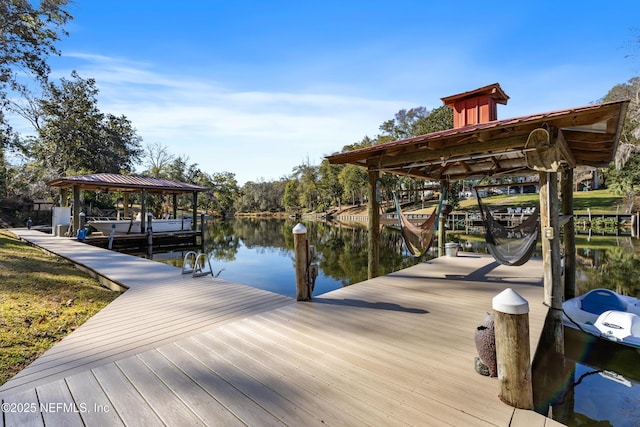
[{"left": 52, "top": 53, "right": 407, "bottom": 184}]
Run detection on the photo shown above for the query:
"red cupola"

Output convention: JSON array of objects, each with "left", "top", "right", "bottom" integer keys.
[{"left": 441, "top": 83, "right": 509, "bottom": 129}]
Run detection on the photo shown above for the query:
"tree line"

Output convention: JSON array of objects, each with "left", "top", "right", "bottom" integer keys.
[{"left": 1, "top": 1, "right": 639, "bottom": 219}]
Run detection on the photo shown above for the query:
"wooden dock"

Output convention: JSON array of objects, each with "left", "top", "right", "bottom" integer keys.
[{"left": 1, "top": 229, "right": 562, "bottom": 426}]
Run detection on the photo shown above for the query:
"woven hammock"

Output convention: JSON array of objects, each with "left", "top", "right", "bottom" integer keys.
[
  {"left": 475, "top": 191, "right": 539, "bottom": 266},
  {"left": 392, "top": 190, "right": 444, "bottom": 258}
]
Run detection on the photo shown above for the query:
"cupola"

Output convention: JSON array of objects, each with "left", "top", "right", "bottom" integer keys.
[{"left": 441, "top": 83, "right": 509, "bottom": 129}]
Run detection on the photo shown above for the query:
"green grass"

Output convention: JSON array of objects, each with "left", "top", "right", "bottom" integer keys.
[
  {"left": 455, "top": 189, "right": 625, "bottom": 214},
  {"left": 0, "top": 230, "right": 119, "bottom": 385}
]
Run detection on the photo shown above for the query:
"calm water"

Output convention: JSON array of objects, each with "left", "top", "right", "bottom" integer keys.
[
  {"left": 144, "top": 217, "right": 640, "bottom": 426},
  {"left": 150, "top": 217, "right": 425, "bottom": 298}
]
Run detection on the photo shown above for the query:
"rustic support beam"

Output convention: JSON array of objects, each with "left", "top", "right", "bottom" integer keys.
[
  {"left": 555, "top": 130, "right": 576, "bottom": 168},
  {"left": 172, "top": 194, "right": 178, "bottom": 219},
  {"left": 561, "top": 167, "right": 576, "bottom": 300},
  {"left": 539, "top": 171, "right": 564, "bottom": 356},
  {"left": 140, "top": 190, "right": 147, "bottom": 232},
  {"left": 367, "top": 169, "right": 380, "bottom": 279},
  {"left": 123, "top": 193, "right": 130, "bottom": 218},
  {"left": 72, "top": 184, "right": 81, "bottom": 234},
  {"left": 371, "top": 136, "right": 530, "bottom": 170},
  {"left": 192, "top": 191, "right": 198, "bottom": 231}
]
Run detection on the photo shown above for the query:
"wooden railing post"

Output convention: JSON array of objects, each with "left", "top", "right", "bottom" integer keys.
[
  {"left": 492, "top": 288, "right": 533, "bottom": 409},
  {"left": 293, "top": 223, "right": 310, "bottom": 301}
]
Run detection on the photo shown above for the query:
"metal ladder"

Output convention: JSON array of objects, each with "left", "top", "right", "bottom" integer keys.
[{"left": 181, "top": 251, "right": 214, "bottom": 278}]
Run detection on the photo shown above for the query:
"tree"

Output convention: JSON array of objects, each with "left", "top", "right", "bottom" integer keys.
[
  {"left": 317, "top": 159, "right": 343, "bottom": 210},
  {"left": 144, "top": 142, "right": 174, "bottom": 177},
  {"left": 601, "top": 77, "right": 640, "bottom": 168},
  {"left": 291, "top": 160, "right": 319, "bottom": 211},
  {"left": 28, "top": 71, "right": 143, "bottom": 175},
  {"left": 207, "top": 171, "right": 240, "bottom": 215},
  {"left": 0, "top": 0, "right": 72, "bottom": 147},
  {"left": 338, "top": 164, "right": 367, "bottom": 205},
  {"left": 379, "top": 107, "right": 429, "bottom": 140},
  {"left": 412, "top": 105, "right": 454, "bottom": 136},
  {"left": 282, "top": 179, "right": 300, "bottom": 212},
  {"left": 607, "top": 153, "right": 640, "bottom": 213}
]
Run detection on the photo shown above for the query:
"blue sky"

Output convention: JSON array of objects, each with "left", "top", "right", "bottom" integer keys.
[{"left": 33, "top": 1, "right": 640, "bottom": 184}]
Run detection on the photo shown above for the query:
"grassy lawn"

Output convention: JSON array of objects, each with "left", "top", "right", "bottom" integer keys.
[
  {"left": 456, "top": 188, "right": 626, "bottom": 213},
  {"left": 0, "top": 230, "right": 119, "bottom": 386}
]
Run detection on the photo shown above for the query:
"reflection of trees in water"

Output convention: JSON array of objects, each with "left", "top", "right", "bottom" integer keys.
[
  {"left": 203, "top": 218, "right": 423, "bottom": 286},
  {"left": 202, "top": 219, "right": 240, "bottom": 261},
  {"left": 577, "top": 245, "right": 640, "bottom": 297}
]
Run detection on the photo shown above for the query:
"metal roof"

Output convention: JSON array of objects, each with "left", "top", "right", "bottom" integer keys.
[
  {"left": 326, "top": 100, "right": 629, "bottom": 181},
  {"left": 46, "top": 173, "right": 208, "bottom": 194}
]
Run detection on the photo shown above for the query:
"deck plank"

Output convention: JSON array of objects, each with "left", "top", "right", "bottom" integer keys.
[
  {"left": 35, "top": 380, "right": 84, "bottom": 427},
  {"left": 64, "top": 370, "right": 125, "bottom": 426},
  {"left": 1, "top": 388, "right": 43, "bottom": 427},
  {"left": 115, "top": 355, "right": 206, "bottom": 426},
  {"left": 91, "top": 363, "right": 165, "bottom": 426},
  {"left": 158, "top": 343, "right": 285, "bottom": 427},
  {"left": 179, "top": 336, "right": 326, "bottom": 426},
  {"left": 136, "top": 349, "right": 245, "bottom": 426}
]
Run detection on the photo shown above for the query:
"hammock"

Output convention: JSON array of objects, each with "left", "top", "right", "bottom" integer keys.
[
  {"left": 475, "top": 191, "right": 540, "bottom": 266},
  {"left": 392, "top": 189, "right": 444, "bottom": 258}
]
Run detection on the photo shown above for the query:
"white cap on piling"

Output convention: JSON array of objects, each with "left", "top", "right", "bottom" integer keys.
[
  {"left": 292, "top": 223, "right": 307, "bottom": 234},
  {"left": 492, "top": 288, "right": 529, "bottom": 314}
]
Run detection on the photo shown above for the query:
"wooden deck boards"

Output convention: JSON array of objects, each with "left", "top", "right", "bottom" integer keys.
[{"left": 1, "top": 228, "right": 561, "bottom": 426}]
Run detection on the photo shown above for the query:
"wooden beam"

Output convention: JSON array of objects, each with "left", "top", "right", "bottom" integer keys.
[
  {"left": 561, "top": 167, "right": 576, "bottom": 300},
  {"left": 72, "top": 184, "right": 81, "bottom": 234},
  {"left": 555, "top": 130, "right": 576, "bottom": 168},
  {"left": 538, "top": 172, "right": 564, "bottom": 357},
  {"left": 369, "top": 135, "right": 529, "bottom": 170},
  {"left": 367, "top": 169, "right": 380, "bottom": 279}
]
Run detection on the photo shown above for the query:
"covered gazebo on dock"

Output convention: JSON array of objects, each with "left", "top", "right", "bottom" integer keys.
[
  {"left": 327, "top": 83, "right": 629, "bottom": 359},
  {"left": 46, "top": 173, "right": 208, "bottom": 235}
]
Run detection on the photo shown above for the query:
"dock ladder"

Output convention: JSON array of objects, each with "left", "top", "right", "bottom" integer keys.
[{"left": 181, "top": 251, "right": 214, "bottom": 278}]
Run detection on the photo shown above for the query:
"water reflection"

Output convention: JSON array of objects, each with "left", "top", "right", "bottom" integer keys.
[
  {"left": 152, "top": 217, "right": 425, "bottom": 298},
  {"left": 533, "top": 328, "right": 640, "bottom": 427},
  {"left": 530, "top": 234, "right": 640, "bottom": 427}
]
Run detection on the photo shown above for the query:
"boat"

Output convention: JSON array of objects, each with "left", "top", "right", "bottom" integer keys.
[
  {"left": 86, "top": 216, "right": 192, "bottom": 234},
  {"left": 562, "top": 288, "right": 640, "bottom": 349}
]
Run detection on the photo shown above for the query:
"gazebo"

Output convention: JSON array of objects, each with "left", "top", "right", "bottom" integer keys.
[
  {"left": 327, "top": 83, "right": 629, "bottom": 354},
  {"left": 46, "top": 173, "right": 208, "bottom": 234}
]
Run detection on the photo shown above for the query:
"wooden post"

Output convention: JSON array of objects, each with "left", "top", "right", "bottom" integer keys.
[
  {"left": 60, "top": 188, "right": 68, "bottom": 207},
  {"left": 367, "top": 169, "right": 380, "bottom": 279},
  {"left": 438, "top": 214, "right": 445, "bottom": 257},
  {"left": 438, "top": 180, "right": 447, "bottom": 257},
  {"left": 539, "top": 171, "right": 564, "bottom": 356},
  {"left": 123, "top": 192, "right": 130, "bottom": 218},
  {"left": 140, "top": 190, "right": 147, "bottom": 232},
  {"left": 293, "top": 223, "right": 310, "bottom": 301},
  {"left": 561, "top": 167, "right": 576, "bottom": 300},
  {"left": 146, "top": 212, "right": 153, "bottom": 255},
  {"left": 200, "top": 212, "right": 205, "bottom": 243},
  {"left": 72, "top": 184, "right": 81, "bottom": 234},
  {"left": 192, "top": 191, "right": 198, "bottom": 231},
  {"left": 172, "top": 194, "right": 178, "bottom": 219},
  {"left": 492, "top": 288, "right": 533, "bottom": 409}
]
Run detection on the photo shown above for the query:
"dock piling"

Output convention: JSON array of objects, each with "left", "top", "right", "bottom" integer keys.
[
  {"left": 492, "top": 288, "right": 533, "bottom": 409},
  {"left": 293, "top": 223, "right": 311, "bottom": 301}
]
